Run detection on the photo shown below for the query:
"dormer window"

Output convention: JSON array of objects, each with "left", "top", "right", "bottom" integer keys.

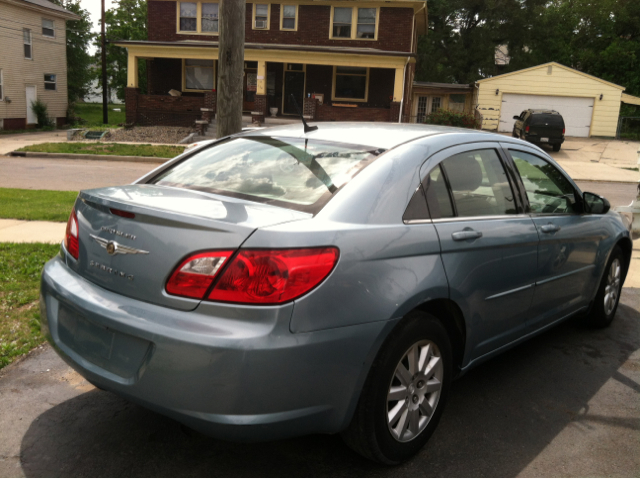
[
  {"left": 253, "top": 4, "right": 270, "bottom": 29},
  {"left": 178, "top": 2, "right": 219, "bottom": 34},
  {"left": 330, "top": 7, "right": 378, "bottom": 40}
]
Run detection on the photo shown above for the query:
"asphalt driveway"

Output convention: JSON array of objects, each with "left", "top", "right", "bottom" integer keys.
[{"left": 0, "top": 287, "right": 638, "bottom": 477}]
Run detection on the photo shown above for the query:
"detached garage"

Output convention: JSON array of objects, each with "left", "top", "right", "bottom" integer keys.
[{"left": 476, "top": 62, "right": 625, "bottom": 138}]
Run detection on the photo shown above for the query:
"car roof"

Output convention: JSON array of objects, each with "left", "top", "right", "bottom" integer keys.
[
  {"left": 238, "top": 122, "right": 498, "bottom": 150},
  {"left": 525, "top": 109, "right": 561, "bottom": 115}
]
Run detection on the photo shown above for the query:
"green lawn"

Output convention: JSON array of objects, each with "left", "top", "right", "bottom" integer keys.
[
  {"left": 0, "top": 188, "right": 78, "bottom": 222},
  {"left": 18, "top": 142, "right": 184, "bottom": 158},
  {"left": 0, "top": 243, "right": 59, "bottom": 369},
  {"left": 74, "top": 102, "right": 126, "bottom": 127}
]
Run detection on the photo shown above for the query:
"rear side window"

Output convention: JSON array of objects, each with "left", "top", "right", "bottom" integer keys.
[
  {"left": 440, "top": 149, "right": 516, "bottom": 218},
  {"left": 424, "top": 164, "right": 454, "bottom": 219},
  {"left": 150, "top": 136, "right": 382, "bottom": 214},
  {"left": 530, "top": 115, "right": 564, "bottom": 127}
]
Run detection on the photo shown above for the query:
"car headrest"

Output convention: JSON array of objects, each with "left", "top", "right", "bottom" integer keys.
[{"left": 445, "top": 155, "right": 483, "bottom": 192}]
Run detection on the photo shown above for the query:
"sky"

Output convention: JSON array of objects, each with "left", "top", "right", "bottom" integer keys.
[{"left": 80, "top": 0, "right": 115, "bottom": 52}]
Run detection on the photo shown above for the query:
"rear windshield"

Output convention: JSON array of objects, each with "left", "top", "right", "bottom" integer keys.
[
  {"left": 149, "top": 136, "right": 383, "bottom": 214},
  {"left": 530, "top": 115, "right": 564, "bottom": 127}
]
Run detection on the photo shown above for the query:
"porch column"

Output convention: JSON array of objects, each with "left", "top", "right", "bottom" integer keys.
[
  {"left": 392, "top": 67, "right": 404, "bottom": 103},
  {"left": 252, "top": 60, "right": 267, "bottom": 124},
  {"left": 127, "top": 51, "right": 139, "bottom": 88}
]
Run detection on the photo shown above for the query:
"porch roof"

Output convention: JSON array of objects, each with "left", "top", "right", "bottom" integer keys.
[{"left": 412, "top": 81, "right": 475, "bottom": 94}]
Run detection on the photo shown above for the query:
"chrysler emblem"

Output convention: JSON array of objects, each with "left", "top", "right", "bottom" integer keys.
[{"left": 90, "top": 234, "right": 149, "bottom": 256}]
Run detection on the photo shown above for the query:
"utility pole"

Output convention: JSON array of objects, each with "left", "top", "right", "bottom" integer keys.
[
  {"left": 101, "top": 0, "right": 108, "bottom": 125},
  {"left": 217, "top": 0, "right": 245, "bottom": 137}
]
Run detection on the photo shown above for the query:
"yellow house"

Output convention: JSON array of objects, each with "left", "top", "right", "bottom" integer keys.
[
  {"left": 476, "top": 62, "right": 626, "bottom": 138},
  {"left": 410, "top": 81, "right": 477, "bottom": 123}
]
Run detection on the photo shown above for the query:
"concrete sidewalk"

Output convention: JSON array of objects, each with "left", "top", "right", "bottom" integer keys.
[{"left": 0, "top": 219, "right": 65, "bottom": 244}]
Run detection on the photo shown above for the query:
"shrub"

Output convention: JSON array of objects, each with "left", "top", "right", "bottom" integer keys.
[
  {"left": 423, "top": 109, "right": 481, "bottom": 129},
  {"left": 30, "top": 99, "right": 54, "bottom": 128}
]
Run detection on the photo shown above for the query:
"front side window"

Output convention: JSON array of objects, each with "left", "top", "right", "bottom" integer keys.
[
  {"left": 333, "top": 66, "right": 368, "bottom": 102},
  {"left": 201, "top": 3, "right": 219, "bottom": 32},
  {"left": 185, "top": 59, "right": 214, "bottom": 90},
  {"left": 254, "top": 4, "right": 269, "bottom": 29},
  {"left": 23, "top": 29, "right": 32, "bottom": 59},
  {"left": 440, "top": 149, "right": 516, "bottom": 217},
  {"left": 281, "top": 5, "right": 297, "bottom": 30},
  {"left": 44, "top": 74, "right": 56, "bottom": 91},
  {"left": 510, "top": 150, "right": 577, "bottom": 214},
  {"left": 42, "top": 19, "right": 54, "bottom": 37},
  {"left": 150, "top": 137, "right": 382, "bottom": 213},
  {"left": 331, "top": 7, "right": 378, "bottom": 40},
  {"left": 179, "top": 2, "right": 197, "bottom": 31}
]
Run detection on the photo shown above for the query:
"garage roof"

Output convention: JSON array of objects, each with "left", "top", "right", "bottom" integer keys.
[
  {"left": 622, "top": 93, "right": 640, "bottom": 106},
  {"left": 477, "top": 62, "right": 625, "bottom": 91}
]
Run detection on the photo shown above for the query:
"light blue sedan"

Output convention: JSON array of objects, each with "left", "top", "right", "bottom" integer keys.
[{"left": 40, "top": 123, "right": 631, "bottom": 464}]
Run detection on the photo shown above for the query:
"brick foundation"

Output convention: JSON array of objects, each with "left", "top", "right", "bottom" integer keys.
[
  {"left": 316, "top": 105, "right": 391, "bottom": 122},
  {"left": 125, "top": 87, "right": 140, "bottom": 125},
  {"left": 389, "top": 102, "right": 401, "bottom": 123},
  {"left": 303, "top": 97, "right": 318, "bottom": 120},
  {"left": 2, "top": 118, "right": 27, "bottom": 130},
  {"left": 252, "top": 95, "right": 267, "bottom": 123}
]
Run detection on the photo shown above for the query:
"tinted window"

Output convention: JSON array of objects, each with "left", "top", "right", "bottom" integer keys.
[
  {"left": 441, "top": 149, "right": 516, "bottom": 217},
  {"left": 530, "top": 115, "right": 564, "bottom": 127},
  {"left": 424, "top": 164, "right": 454, "bottom": 219},
  {"left": 403, "top": 184, "right": 430, "bottom": 222},
  {"left": 510, "top": 150, "right": 577, "bottom": 214},
  {"left": 151, "top": 136, "right": 381, "bottom": 213}
]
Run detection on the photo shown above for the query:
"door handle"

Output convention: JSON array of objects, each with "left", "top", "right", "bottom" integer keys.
[
  {"left": 452, "top": 229, "right": 483, "bottom": 241},
  {"left": 540, "top": 223, "right": 561, "bottom": 233}
]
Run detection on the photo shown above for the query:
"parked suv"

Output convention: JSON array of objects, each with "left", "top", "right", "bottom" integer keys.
[{"left": 513, "top": 109, "right": 565, "bottom": 151}]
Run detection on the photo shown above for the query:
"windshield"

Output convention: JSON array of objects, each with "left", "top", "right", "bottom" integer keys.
[
  {"left": 150, "top": 136, "right": 383, "bottom": 213},
  {"left": 530, "top": 115, "right": 564, "bottom": 127}
]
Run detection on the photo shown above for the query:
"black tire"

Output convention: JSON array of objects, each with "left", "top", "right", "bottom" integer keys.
[
  {"left": 512, "top": 127, "right": 518, "bottom": 138},
  {"left": 584, "top": 246, "right": 624, "bottom": 328},
  {"left": 341, "top": 311, "right": 452, "bottom": 464},
  {"left": 552, "top": 144, "right": 561, "bottom": 152}
]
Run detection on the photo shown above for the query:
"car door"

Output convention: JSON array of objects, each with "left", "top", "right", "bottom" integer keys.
[
  {"left": 503, "top": 145, "right": 603, "bottom": 329},
  {"left": 420, "top": 143, "right": 539, "bottom": 362}
]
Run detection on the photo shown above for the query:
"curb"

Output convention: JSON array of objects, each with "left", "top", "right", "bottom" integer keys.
[{"left": 6, "top": 151, "right": 168, "bottom": 164}]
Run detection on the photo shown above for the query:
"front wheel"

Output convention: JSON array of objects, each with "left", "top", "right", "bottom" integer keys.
[
  {"left": 584, "top": 246, "right": 624, "bottom": 328},
  {"left": 341, "top": 312, "right": 452, "bottom": 464}
]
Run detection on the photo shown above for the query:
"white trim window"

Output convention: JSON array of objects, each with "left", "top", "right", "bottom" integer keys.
[
  {"left": 179, "top": 2, "right": 197, "bottom": 31},
  {"left": 24, "top": 28, "right": 32, "bottom": 59},
  {"left": 42, "top": 19, "right": 55, "bottom": 37},
  {"left": 201, "top": 3, "right": 219, "bottom": 33},
  {"left": 184, "top": 59, "right": 215, "bottom": 91},
  {"left": 44, "top": 74, "right": 56, "bottom": 91}
]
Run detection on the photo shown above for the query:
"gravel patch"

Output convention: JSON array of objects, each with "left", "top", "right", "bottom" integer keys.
[{"left": 71, "top": 126, "right": 195, "bottom": 144}]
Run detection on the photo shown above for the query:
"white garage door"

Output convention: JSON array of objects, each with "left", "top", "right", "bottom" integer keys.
[{"left": 498, "top": 93, "right": 594, "bottom": 137}]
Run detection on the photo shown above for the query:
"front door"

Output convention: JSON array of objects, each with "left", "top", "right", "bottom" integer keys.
[
  {"left": 243, "top": 69, "right": 257, "bottom": 112},
  {"left": 422, "top": 143, "right": 539, "bottom": 363},
  {"left": 505, "top": 146, "right": 602, "bottom": 328},
  {"left": 26, "top": 85, "right": 37, "bottom": 124},
  {"left": 283, "top": 67, "right": 305, "bottom": 115}
]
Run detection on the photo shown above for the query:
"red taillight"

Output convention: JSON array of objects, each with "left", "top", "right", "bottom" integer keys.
[
  {"left": 110, "top": 208, "right": 135, "bottom": 219},
  {"left": 166, "top": 251, "right": 234, "bottom": 299},
  {"left": 562, "top": 128, "right": 565, "bottom": 135},
  {"left": 64, "top": 209, "right": 79, "bottom": 260},
  {"left": 525, "top": 125, "right": 530, "bottom": 133},
  {"left": 208, "top": 247, "right": 339, "bottom": 304}
]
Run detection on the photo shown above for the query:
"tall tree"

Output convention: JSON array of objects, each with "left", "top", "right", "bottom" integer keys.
[
  {"left": 94, "top": 0, "right": 148, "bottom": 102},
  {"left": 51, "top": 0, "right": 94, "bottom": 103}
]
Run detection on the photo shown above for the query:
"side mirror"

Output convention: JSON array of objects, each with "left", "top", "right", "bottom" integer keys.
[
  {"left": 583, "top": 192, "right": 610, "bottom": 214},
  {"left": 513, "top": 115, "right": 520, "bottom": 120}
]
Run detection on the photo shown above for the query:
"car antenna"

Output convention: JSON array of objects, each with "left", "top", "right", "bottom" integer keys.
[{"left": 290, "top": 94, "right": 318, "bottom": 134}]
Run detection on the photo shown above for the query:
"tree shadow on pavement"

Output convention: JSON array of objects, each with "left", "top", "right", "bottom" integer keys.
[{"left": 20, "top": 291, "right": 640, "bottom": 477}]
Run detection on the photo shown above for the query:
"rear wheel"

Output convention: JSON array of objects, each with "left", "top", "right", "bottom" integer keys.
[
  {"left": 584, "top": 246, "right": 624, "bottom": 328},
  {"left": 512, "top": 127, "right": 518, "bottom": 138},
  {"left": 552, "top": 144, "right": 561, "bottom": 152},
  {"left": 341, "top": 312, "right": 452, "bottom": 464}
]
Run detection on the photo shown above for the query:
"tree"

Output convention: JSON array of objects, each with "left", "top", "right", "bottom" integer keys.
[
  {"left": 51, "top": 0, "right": 94, "bottom": 103},
  {"left": 94, "top": 0, "right": 148, "bottom": 102}
]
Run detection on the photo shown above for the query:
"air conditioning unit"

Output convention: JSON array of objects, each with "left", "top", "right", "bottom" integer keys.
[{"left": 255, "top": 20, "right": 267, "bottom": 29}]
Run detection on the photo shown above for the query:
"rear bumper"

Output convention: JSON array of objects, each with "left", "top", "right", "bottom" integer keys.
[
  {"left": 40, "top": 256, "right": 395, "bottom": 441},
  {"left": 524, "top": 134, "right": 564, "bottom": 145}
]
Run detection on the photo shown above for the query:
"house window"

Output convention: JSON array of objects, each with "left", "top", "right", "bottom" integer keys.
[
  {"left": 24, "top": 29, "right": 32, "bottom": 59},
  {"left": 44, "top": 74, "right": 56, "bottom": 91},
  {"left": 431, "top": 97, "right": 442, "bottom": 113},
  {"left": 333, "top": 66, "right": 368, "bottom": 102},
  {"left": 0, "top": 70, "right": 3, "bottom": 101},
  {"left": 184, "top": 59, "right": 215, "bottom": 91},
  {"left": 331, "top": 7, "right": 378, "bottom": 40},
  {"left": 449, "top": 94, "right": 466, "bottom": 113},
  {"left": 201, "top": 3, "right": 219, "bottom": 32},
  {"left": 42, "top": 19, "right": 54, "bottom": 37},
  {"left": 179, "top": 2, "right": 197, "bottom": 31},
  {"left": 253, "top": 4, "right": 269, "bottom": 29},
  {"left": 280, "top": 5, "right": 297, "bottom": 30}
]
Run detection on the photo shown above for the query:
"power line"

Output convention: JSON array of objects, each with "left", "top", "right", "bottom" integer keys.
[{"left": 0, "top": 15, "right": 95, "bottom": 36}]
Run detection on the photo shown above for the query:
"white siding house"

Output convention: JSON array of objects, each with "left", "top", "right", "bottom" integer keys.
[{"left": 0, "top": 0, "right": 79, "bottom": 130}]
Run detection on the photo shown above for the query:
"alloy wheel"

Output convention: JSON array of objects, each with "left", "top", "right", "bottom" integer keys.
[{"left": 604, "top": 258, "right": 621, "bottom": 316}]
